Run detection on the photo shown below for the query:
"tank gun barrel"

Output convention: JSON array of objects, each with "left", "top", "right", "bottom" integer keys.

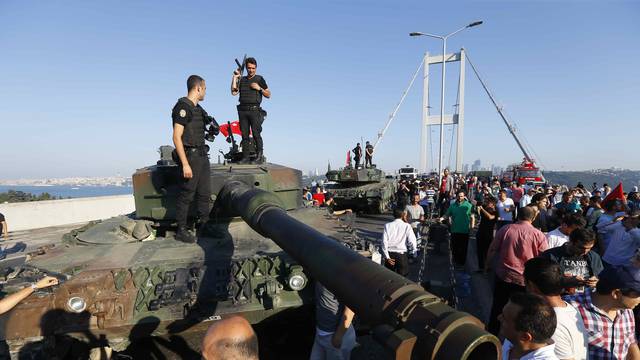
[{"left": 218, "top": 180, "right": 500, "bottom": 359}]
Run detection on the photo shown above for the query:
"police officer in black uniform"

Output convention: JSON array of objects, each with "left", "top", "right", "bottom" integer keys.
[
  {"left": 172, "top": 75, "right": 219, "bottom": 243},
  {"left": 231, "top": 57, "right": 271, "bottom": 163},
  {"left": 352, "top": 143, "right": 362, "bottom": 168},
  {"left": 365, "top": 141, "right": 374, "bottom": 168}
]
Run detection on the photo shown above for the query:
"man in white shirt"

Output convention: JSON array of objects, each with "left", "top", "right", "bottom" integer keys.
[
  {"left": 524, "top": 258, "right": 587, "bottom": 360},
  {"left": 545, "top": 213, "right": 587, "bottom": 249},
  {"left": 499, "top": 292, "right": 558, "bottom": 360},
  {"left": 381, "top": 208, "right": 417, "bottom": 277},
  {"left": 496, "top": 190, "right": 515, "bottom": 231},
  {"left": 520, "top": 188, "right": 536, "bottom": 208}
]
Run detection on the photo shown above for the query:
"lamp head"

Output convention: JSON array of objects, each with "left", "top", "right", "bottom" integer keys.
[
  {"left": 467, "top": 20, "right": 483, "bottom": 28},
  {"left": 409, "top": 32, "right": 424, "bottom": 37}
]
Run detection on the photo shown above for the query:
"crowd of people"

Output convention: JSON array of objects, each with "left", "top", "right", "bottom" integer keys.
[
  {"left": 4, "top": 168, "right": 640, "bottom": 359},
  {"left": 386, "top": 169, "right": 640, "bottom": 360}
]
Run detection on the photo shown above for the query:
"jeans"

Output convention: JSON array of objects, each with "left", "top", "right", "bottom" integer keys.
[{"left": 309, "top": 326, "right": 356, "bottom": 360}]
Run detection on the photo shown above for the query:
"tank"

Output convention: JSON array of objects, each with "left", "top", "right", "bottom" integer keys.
[
  {"left": 0, "top": 146, "right": 374, "bottom": 357},
  {"left": 325, "top": 166, "right": 396, "bottom": 214},
  {"left": 0, "top": 145, "right": 500, "bottom": 359}
]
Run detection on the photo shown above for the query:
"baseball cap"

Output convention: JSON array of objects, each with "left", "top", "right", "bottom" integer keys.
[{"left": 598, "top": 265, "right": 640, "bottom": 293}]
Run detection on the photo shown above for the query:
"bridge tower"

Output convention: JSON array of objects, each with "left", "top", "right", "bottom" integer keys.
[{"left": 419, "top": 48, "right": 466, "bottom": 174}]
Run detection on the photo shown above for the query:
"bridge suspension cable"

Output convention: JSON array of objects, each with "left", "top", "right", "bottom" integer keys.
[{"left": 373, "top": 58, "right": 425, "bottom": 150}]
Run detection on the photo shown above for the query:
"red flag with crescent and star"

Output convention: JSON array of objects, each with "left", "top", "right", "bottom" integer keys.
[
  {"left": 219, "top": 121, "right": 245, "bottom": 137},
  {"left": 602, "top": 182, "right": 625, "bottom": 206}
]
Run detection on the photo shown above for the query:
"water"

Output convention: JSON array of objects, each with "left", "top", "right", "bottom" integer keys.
[{"left": 0, "top": 185, "right": 132, "bottom": 199}]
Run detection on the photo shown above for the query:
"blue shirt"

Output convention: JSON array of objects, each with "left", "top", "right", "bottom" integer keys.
[{"left": 555, "top": 201, "right": 582, "bottom": 213}]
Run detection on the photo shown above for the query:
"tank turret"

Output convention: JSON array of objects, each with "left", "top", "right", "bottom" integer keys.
[{"left": 326, "top": 166, "right": 383, "bottom": 183}]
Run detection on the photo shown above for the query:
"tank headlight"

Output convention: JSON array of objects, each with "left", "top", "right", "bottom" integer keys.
[
  {"left": 287, "top": 274, "right": 307, "bottom": 291},
  {"left": 67, "top": 297, "right": 87, "bottom": 313}
]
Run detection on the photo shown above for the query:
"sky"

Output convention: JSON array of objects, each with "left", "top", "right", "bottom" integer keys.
[{"left": 0, "top": 0, "right": 639, "bottom": 179}]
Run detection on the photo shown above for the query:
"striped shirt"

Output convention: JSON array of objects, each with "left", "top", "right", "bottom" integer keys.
[{"left": 566, "top": 290, "right": 636, "bottom": 359}]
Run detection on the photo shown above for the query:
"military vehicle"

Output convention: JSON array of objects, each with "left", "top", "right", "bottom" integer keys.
[
  {"left": 0, "top": 144, "right": 374, "bottom": 357},
  {"left": 325, "top": 166, "right": 396, "bottom": 214},
  {"left": 0, "top": 140, "right": 499, "bottom": 359}
]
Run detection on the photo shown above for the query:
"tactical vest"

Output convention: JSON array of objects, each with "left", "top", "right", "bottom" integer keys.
[
  {"left": 175, "top": 98, "right": 206, "bottom": 147},
  {"left": 239, "top": 75, "right": 263, "bottom": 105}
]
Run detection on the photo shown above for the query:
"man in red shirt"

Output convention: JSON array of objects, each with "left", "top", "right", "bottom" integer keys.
[
  {"left": 437, "top": 168, "right": 454, "bottom": 216},
  {"left": 510, "top": 183, "right": 524, "bottom": 217},
  {"left": 485, "top": 206, "right": 548, "bottom": 335},
  {"left": 312, "top": 187, "right": 326, "bottom": 206}
]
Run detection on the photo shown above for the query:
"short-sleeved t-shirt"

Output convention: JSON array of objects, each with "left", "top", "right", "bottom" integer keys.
[
  {"left": 497, "top": 198, "right": 515, "bottom": 221},
  {"left": 365, "top": 144, "right": 373, "bottom": 157},
  {"left": 552, "top": 303, "right": 589, "bottom": 360},
  {"left": 546, "top": 227, "right": 570, "bottom": 248},
  {"left": 445, "top": 200, "right": 473, "bottom": 234},
  {"left": 312, "top": 193, "right": 325, "bottom": 206},
  {"left": 0, "top": 213, "right": 4, "bottom": 222},
  {"left": 405, "top": 204, "right": 424, "bottom": 225},
  {"left": 315, "top": 283, "right": 344, "bottom": 333},
  {"left": 540, "top": 243, "right": 604, "bottom": 280}
]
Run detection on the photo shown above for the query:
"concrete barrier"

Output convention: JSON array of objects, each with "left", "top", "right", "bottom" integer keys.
[{"left": 0, "top": 195, "right": 135, "bottom": 232}]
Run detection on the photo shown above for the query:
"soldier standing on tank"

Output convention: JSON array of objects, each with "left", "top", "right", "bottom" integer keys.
[
  {"left": 365, "top": 141, "right": 374, "bottom": 168},
  {"left": 352, "top": 143, "right": 362, "bottom": 169},
  {"left": 231, "top": 57, "right": 271, "bottom": 163},
  {"left": 172, "top": 75, "right": 216, "bottom": 243}
]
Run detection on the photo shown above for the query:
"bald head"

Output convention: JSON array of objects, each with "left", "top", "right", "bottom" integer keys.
[
  {"left": 201, "top": 316, "right": 259, "bottom": 360},
  {"left": 518, "top": 206, "right": 537, "bottom": 222}
]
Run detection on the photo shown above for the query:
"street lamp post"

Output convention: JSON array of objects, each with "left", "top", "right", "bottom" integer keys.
[{"left": 410, "top": 21, "right": 482, "bottom": 187}]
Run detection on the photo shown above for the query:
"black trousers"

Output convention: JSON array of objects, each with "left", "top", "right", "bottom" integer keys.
[
  {"left": 365, "top": 155, "right": 372, "bottom": 168},
  {"left": 437, "top": 192, "right": 450, "bottom": 216},
  {"left": 176, "top": 153, "right": 211, "bottom": 228},
  {"left": 385, "top": 252, "right": 409, "bottom": 277},
  {"left": 476, "top": 228, "right": 493, "bottom": 270},
  {"left": 238, "top": 109, "right": 264, "bottom": 153},
  {"left": 450, "top": 232, "right": 469, "bottom": 266},
  {"left": 354, "top": 156, "right": 361, "bottom": 168},
  {"left": 488, "top": 277, "right": 525, "bottom": 335}
]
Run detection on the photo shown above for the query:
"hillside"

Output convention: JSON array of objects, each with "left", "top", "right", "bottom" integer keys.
[{"left": 544, "top": 169, "right": 640, "bottom": 190}]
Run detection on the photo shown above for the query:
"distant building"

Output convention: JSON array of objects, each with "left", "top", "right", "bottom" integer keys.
[
  {"left": 472, "top": 159, "right": 481, "bottom": 172},
  {"left": 463, "top": 164, "right": 470, "bottom": 174}
]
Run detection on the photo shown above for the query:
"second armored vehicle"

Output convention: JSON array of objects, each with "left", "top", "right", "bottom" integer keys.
[{"left": 325, "top": 166, "right": 395, "bottom": 214}]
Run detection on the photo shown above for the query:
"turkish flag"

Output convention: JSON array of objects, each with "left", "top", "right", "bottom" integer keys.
[
  {"left": 602, "top": 182, "right": 625, "bottom": 206},
  {"left": 219, "top": 121, "right": 244, "bottom": 137},
  {"left": 346, "top": 150, "right": 351, "bottom": 166}
]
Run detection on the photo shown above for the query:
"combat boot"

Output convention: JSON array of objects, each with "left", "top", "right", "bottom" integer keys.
[
  {"left": 256, "top": 150, "right": 264, "bottom": 164},
  {"left": 176, "top": 226, "right": 196, "bottom": 243}
]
